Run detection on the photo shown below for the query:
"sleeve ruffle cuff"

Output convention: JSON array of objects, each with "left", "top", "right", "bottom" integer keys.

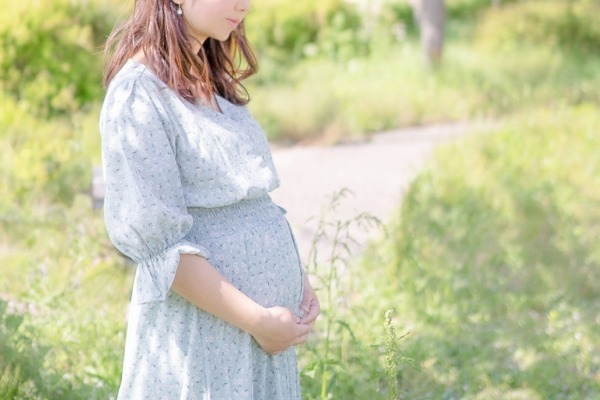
[{"left": 132, "top": 241, "right": 210, "bottom": 304}]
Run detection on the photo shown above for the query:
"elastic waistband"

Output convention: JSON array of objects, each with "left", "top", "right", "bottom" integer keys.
[{"left": 187, "top": 195, "right": 284, "bottom": 234}]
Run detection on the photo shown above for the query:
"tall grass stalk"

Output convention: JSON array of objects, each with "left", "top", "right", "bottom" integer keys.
[
  {"left": 383, "top": 310, "right": 399, "bottom": 400},
  {"left": 302, "top": 189, "right": 382, "bottom": 399},
  {"left": 382, "top": 309, "right": 410, "bottom": 400}
]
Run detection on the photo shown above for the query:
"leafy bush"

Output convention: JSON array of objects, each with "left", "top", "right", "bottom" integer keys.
[
  {"left": 0, "top": 0, "right": 117, "bottom": 117},
  {"left": 248, "top": 40, "right": 600, "bottom": 142},
  {"left": 246, "top": 0, "right": 370, "bottom": 63},
  {"left": 476, "top": 0, "right": 600, "bottom": 53},
  {"left": 0, "top": 94, "right": 100, "bottom": 208}
]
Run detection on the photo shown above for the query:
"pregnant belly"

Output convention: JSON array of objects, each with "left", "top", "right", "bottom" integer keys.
[{"left": 186, "top": 200, "right": 304, "bottom": 314}]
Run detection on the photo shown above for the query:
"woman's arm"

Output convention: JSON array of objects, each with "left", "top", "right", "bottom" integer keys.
[{"left": 172, "top": 254, "right": 311, "bottom": 355}]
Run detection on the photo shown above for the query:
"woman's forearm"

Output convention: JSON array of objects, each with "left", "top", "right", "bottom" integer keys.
[
  {"left": 172, "top": 254, "right": 312, "bottom": 355},
  {"left": 171, "top": 254, "right": 266, "bottom": 333}
]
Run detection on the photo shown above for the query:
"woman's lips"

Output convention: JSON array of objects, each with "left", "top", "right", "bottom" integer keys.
[{"left": 226, "top": 18, "right": 240, "bottom": 28}]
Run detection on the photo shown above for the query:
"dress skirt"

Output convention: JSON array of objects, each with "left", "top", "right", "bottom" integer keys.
[{"left": 117, "top": 196, "right": 305, "bottom": 400}]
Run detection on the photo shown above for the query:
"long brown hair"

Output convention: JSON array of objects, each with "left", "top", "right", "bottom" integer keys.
[{"left": 103, "top": 0, "right": 258, "bottom": 105}]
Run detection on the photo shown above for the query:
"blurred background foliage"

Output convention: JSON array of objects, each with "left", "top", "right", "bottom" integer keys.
[
  {"left": 1, "top": 0, "right": 599, "bottom": 398},
  {"left": 0, "top": 0, "right": 115, "bottom": 118}
]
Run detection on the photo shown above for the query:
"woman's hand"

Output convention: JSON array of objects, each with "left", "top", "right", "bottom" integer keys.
[
  {"left": 299, "top": 273, "right": 320, "bottom": 327},
  {"left": 248, "top": 274, "right": 320, "bottom": 355},
  {"left": 250, "top": 306, "right": 311, "bottom": 355},
  {"left": 173, "top": 255, "right": 310, "bottom": 356}
]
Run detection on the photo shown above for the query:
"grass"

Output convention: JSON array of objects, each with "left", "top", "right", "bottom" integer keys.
[
  {"left": 2, "top": 98, "right": 599, "bottom": 400},
  {"left": 297, "top": 104, "right": 600, "bottom": 399},
  {"left": 390, "top": 104, "right": 600, "bottom": 399},
  {"left": 0, "top": 195, "right": 131, "bottom": 399},
  {"left": 2, "top": 103, "right": 599, "bottom": 399}
]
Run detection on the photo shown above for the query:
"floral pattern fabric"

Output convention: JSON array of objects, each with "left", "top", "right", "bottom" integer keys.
[{"left": 100, "top": 60, "right": 304, "bottom": 399}]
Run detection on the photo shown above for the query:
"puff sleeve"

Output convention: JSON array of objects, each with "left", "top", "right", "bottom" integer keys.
[{"left": 100, "top": 77, "right": 209, "bottom": 304}]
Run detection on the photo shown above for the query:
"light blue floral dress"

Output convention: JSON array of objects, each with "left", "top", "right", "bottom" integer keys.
[{"left": 100, "top": 60, "right": 304, "bottom": 399}]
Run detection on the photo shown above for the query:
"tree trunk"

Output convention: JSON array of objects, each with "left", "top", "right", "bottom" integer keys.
[{"left": 411, "top": 0, "right": 446, "bottom": 67}]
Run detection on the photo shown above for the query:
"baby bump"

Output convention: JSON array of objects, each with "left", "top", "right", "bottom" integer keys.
[{"left": 186, "top": 198, "right": 304, "bottom": 314}]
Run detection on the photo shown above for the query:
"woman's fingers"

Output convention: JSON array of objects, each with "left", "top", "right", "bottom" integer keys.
[
  {"left": 300, "top": 296, "right": 311, "bottom": 314},
  {"left": 292, "top": 334, "right": 308, "bottom": 346},
  {"left": 260, "top": 332, "right": 307, "bottom": 355},
  {"left": 269, "top": 330, "right": 308, "bottom": 354},
  {"left": 299, "top": 275, "right": 321, "bottom": 325},
  {"left": 300, "top": 299, "right": 320, "bottom": 325},
  {"left": 251, "top": 306, "right": 314, "bottom": 354}
]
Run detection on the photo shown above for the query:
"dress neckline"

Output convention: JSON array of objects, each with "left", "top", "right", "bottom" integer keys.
[{"left": 124, "top": 58, "right": 229, "bottom": 116}]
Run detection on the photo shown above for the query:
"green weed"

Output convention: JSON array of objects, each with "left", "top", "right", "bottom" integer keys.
[
  {"left": 298, "top": 190, "right": 410, "bottom": 399},
  {"left": 382, "top": 309, "right": 409, "bottom": 400}
]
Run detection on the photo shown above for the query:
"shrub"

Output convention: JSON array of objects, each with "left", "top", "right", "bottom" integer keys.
[
  {"left": 0, "top": 0, "right": 117, "bottom": 117},
  {"left": 0, "top": 95, "right": 95, "bottom": 207},
  {"left": 246, "top": 0, "right": 370, "bottom": 63},
  {"left": 476, "top": 0, "right": 600, "bottom": 53}
]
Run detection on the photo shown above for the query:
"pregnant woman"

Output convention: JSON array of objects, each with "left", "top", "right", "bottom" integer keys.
[{"left": 99, "top": 0, "right": 320, "bottom": 398}]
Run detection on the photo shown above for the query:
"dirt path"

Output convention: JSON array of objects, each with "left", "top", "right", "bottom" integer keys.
[{"left": 269, "top": 122, "right": 492, "bottom": 259}]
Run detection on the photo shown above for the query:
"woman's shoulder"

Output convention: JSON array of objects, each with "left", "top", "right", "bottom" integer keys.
[
  {"left": 100, "top": 60, "right": 174, "bottom": 130},
  {"left": 106, "top": 59, "right": 168, "bottom": 98}
]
